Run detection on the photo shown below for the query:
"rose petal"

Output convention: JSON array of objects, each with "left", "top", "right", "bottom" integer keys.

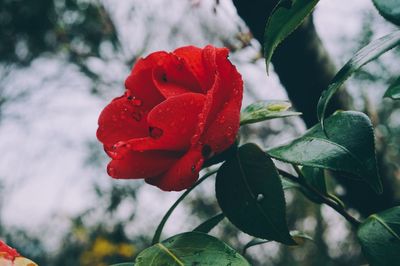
[
  {"left": 97, "top": 96, "right": 149, "bottom": 146},
  {"left": 145, "top": 148, "right": 204, "bottom": 191},
  {"left": 152, "top": 54, "right": 202, "bottom": 98},
  {"left": 201, "top": 99, "right": 240, "bottom": 153},
  {"left": 193, "top": 46, "right": 243, "bottom": 152},
  {"left": 126, "top": 93, "right": 205, "bottom": 152},
  {"left": 107, "top": 150, "right": 180, "bottom": 179},
  {"left": 125, "top": 52, "right": 166, "bottom": 109}
]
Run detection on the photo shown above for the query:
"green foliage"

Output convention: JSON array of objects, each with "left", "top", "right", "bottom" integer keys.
[
  {"left": 193, "top": 213, "right": 225, "bottom": 233},
  {"left": 300, "top": 166, "right": 327, "bottom": 204},
  {"left": 240, "top": 100, "right": 301, "bottom": 125},
  {"left": 317, "top": 31, "right": 400, "bottom": 127},
  {"left": 268, "top": 111, "right": 383, "bottom": 194},
  {"left": 264, "top": 0, "right": 320, "bottom": 70},
  {"left": 372, "top": 0, "right": 400, "bottom": 26},
  {"left": 216, "top": 143, "right": 295, "bottom": 245},
  {"left": 384, "top": 76, "right": 400, "bottom": 100},
  {"left": 357, "top": 206, "right": 400, "bottom": 266},
  {"left": 135, "top": 232, "right": 250, "bottom": 266},
  {"left": 0, "top": 0, "right": 118, "bottom": 64}
]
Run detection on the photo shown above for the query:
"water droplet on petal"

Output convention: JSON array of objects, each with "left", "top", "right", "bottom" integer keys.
[
  {"left": 191, "top": 165, "right": 196, "bottom": 173},
  {"left": 256, "top": 194, "right": 264, "bottom": 202},
  {"left": 218, "top": 115, "right": 226, "bottom": 124},
  {"left": 132, "top": 98, "right": 142, "bottom": 106},
  {"left": 132, "top": 111, "right": 142, "bottom": 121},
  {"left": 149, "top": 127, "right": 163, "bottom": 139}
]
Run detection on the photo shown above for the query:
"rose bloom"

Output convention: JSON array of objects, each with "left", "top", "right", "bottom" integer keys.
[
  {"left": 97, "top": 45, "right": 243, "bottom": 191},
  {"left": 0, "top": 240, "right": 37, "bottom": 266}
]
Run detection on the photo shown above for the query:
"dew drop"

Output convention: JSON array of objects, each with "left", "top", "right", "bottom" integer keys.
[
  {"left": 218, "top": 115, "right": 226, "bottom": 124},
  {"left": 132, "top": 98, "right": 142, "bottom": 106},
  {"left": 191, "top": 165, "right": 196, "bottom": 173},
  {"left": 127, "top": 95, "right": 134, "bottom": 100},
  {"left": 256, "top": 194, "right": 264, "bottom": 202},
  {"left": 149, "top": 127, "right": 163, "bottom": 139},
  {"left": 132, "top": 111, "right": 142, "bottom": 121}
]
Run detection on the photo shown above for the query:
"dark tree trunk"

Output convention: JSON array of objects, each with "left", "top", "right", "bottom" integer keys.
[{"left": 231, "top": 0, "right": 396, "bottom": 216}]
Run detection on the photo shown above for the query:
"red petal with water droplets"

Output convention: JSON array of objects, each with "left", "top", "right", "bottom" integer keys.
[
  {"left": 96, "top": 96, "right": 149, "bottom": 147},
  {"left": 145, "top": 149, "right": 204, "bottom": 191},
  {"left": 173, "top": 46, "right": 212, "bottom": 91},
  {"left": 126, "top": 93, "right": 205, "bottom": 152},
  {"left": 152, "top": 54, "right": 202, "bottom": 98},
  {"left": 125, "top": 52, "right": 166, "bottom": 109},
  {"left": 196, "top": 46, "right": 243, "bottom": 153},
  {"left": 107, "top": 150, "right": 180, "bottom": 179}
]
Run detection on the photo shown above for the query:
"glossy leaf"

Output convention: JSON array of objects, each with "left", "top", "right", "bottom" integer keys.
[
  {"left": 240, "top": 100, "right": 301, "bottom": 126},
  {"left": 135, "top": 232, "right": 250, "bottom": 266},
  {"left": 242, "top": 230, "right": 312, "bottom": 254},
  {"left": 317, "top": 31, "right": 400, "bottom": 128},
  {"left": 383, "top": 76, "right": 400, "bottom": 100},
  {"left": 193, "top": 213, "right": 225, "bottom": 233},
  {"left": 216, "top": 143, "right": 295, "bottom": 245},
  {"left": 264, "top": 0, "right": 320, "bottom": 69},
  {"left": 110, "top": 263, "right": 135, "bottom": 266},
  {"left": 357, "top": 206, "right": 400, "bottom": 266},
  {"left": 372, "top": 0, "right": 400, "bottom": 26},
  {"left": 300, "top": 166, "right": 327, "bottom": 204},
  {"left": 268, "top": 111, "right": 382, "bottom": 194}
]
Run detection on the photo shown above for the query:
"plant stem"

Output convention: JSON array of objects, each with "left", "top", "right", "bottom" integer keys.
[
  {"left": 278, "top": 169, "right": 361, "bottom": 227},
  {"left": 151, "top": 168, "right": 219, "bottom": 245}
]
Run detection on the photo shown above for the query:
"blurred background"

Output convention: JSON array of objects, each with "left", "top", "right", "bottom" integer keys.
[{"left": 0, "top": 0, "right": 399, "bottom": 265}]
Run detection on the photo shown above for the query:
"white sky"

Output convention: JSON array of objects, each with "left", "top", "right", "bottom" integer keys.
[{"left": 0, "top": 0, "right": 397, "bottom": 249}]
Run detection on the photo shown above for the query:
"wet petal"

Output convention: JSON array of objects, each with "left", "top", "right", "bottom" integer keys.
[
  {"left": 107, "top": 150, "right": 180, "bottom": 179},
  {"left": 173, "top": 46, "right": 212, "bottom": 91},
  {"left": 126, "top": 93, "right": 206, "bottom": 152},
  {"left": 146, "top": 149, "right": 204, "bottom": 191},
  {"left": 125, "top": 52, "right": 166, "bottom": 109},
  {"left": 152, "top": 54, "right": 202, "bottom": 98},
  {"left": 97, "top": 96, "right": 149, "bottom": 146}
]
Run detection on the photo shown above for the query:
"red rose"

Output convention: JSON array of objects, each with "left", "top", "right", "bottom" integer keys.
[
  {"left": 0, "top": 240, "right": 19, "bottom": 261},
  {"left": 97, "top": 45, "right": 243, "bottom": 191},
  {"left": 0, "top": 240, "right": 38, "bottom": 266}
]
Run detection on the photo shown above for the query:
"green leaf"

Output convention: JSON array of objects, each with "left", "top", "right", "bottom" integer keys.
[
  {"left": 268, "top": 111, "right": 382, "bottom": 194},
  {"left": 240, "top": 100, "right": 301, "bottom": 126},
  {"left": 357, "top": 206, "right": 400, "bottom": 266},
  {"left": 317, "top": 31, "right": 400, "bottom": 128},
  {"left": 264, "top": 0, "right": 320, "bottom": 70},
  {"left": 193, "top": 213, "right": 225, "bottom": 233},
  {"left": 216, "top": 143, "right": 296, "bottom": 245},
  {"left": 372, "top": 0, "right": 400, "bottom": 26},
  {"left": 302, "top": 166, "right": 327, "bottom": 194},
  {"left": 109, "top": 263, "right": 135, "bottom": 266},
  {"left": 135, "top": 232, "right": 250, "bottom": 266},
  {"left": 242, "top": 230, "right": 312, "bottom": 254},
  {"left": 300, "top": 166, "right": 327, "bottom": 204},
  {"left": 384, "top": 76, "right": 400, "bottom": 100}
]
